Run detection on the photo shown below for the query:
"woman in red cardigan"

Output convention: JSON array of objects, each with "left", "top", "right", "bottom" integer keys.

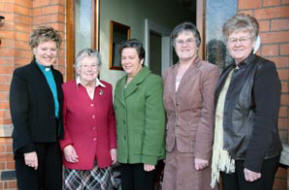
[{"left": 59, "top": 48, "right": 117, "bottom": 190}]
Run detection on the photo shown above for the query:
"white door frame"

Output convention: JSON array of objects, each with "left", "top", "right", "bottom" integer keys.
[{"left": 144, "top": 19, "right": 172, "bottom": 74}]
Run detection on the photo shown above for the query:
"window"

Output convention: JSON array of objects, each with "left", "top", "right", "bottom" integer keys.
[{"left": 66, "top": 0, "right": 99, "bottom": 80}]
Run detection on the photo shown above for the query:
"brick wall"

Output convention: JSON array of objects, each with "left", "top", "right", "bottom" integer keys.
[
  {"left": 238, "top": 0, "right": 289, "bottom": 189},
  {"left": 0, "top": 0, "right": 66, "bottom": 189}
]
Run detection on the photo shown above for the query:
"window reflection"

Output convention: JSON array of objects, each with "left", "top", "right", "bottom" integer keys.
[
  {"left": 205, "top": 0, "right": 237, "bottom": 69},
  {"left": 75, "top": 0, "right": 92, "bottom": 55}
]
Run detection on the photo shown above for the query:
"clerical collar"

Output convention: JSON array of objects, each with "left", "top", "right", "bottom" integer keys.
[{"left": 36, "top": 61, "right": 51, "bottom": 72}]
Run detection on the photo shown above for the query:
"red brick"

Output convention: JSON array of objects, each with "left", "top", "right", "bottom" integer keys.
[
  {"left": 0, "top": 118, "right": 12, "bottom": 125},
  {"left": 0, "top": 153, "right": 13, "bottom": 162},
  {"left": 271, "top": 18, "right": 289, "bottom": 31},
  {"left": 0, "top": 65, "right": 14, "bottom": 74},
  {"left": 255, "top": 6, "right": 289, "bottom": 20},
  {"left": 0, "top": 145, "right": 5, "bottom": 152},
  {"left": 14, "top": 14, "right": 33, "bottom": 25},
  {"left": 15, "top": 57, "right": 32, "bottom": 66},
  {"left": 261, "top": 44, "right": 279, "bottom": 56},
  {"left": 282, "top": 0, "right": 289, "bottom": 4},
  {"left": 5, "top": 181, "right": 17, "bottom": 188},
  {"left": 278, "top": 118, "right": 288, "bottom": 129},
  {"left": 48, "top": 22, "right": 65, "bottom": 32},
  {"left": 6, "top": 162, "right": 15, "bottom": 170},
  {"left": 0, "top": 0, "right": 33, "bottom": 8},
  {"left": 0, "top": 181, "right": 4, "bottom": 190},
  {"left": 0, "top": 102, "right": 9, "bottom": 109},
  {"left": 16, "top": 0, "right": 32, "bottom": 8},
  {"left": 0, "top": 84, "right": 10, "bottom": 91},
  {"left": 277, "top": 69, "right": 289, "bottom": 80},
  {"left": 0, "top": 75, "right": 12, "bottom": 83},
  {"left": 0, "top": 138, "right": 12, "bottom": 144},
  {"left": 279, "top": 106, "right": 288, "bottom": 117},
  {"left": 15, "top": 49, "right": 31, "bottom": 59},
  {"left": 0, "top": 48, "right": 16, "bottom": 57},
  {"left": 264, "top": 0, "right": 281, "bottom": 6},
  {"left": 5, "top": 144, "right": 12, "bottom": 152},
  {"left": 238, "top": 10, "right": 254, "bottom": 16},
  {"left": 33, "top": 0, "right": 65, "bottom": 8},
  {"left": 0, "top": 162, "right": 5, "bottom": 170},
  {"left": 270, "top": 56, "right": 289, "bottom": 68},
  {"left": 280, "top": 44, "right": 289, "bottom": 55},
  {"left": 1, "top": 39, "right": 30, "bottom": 49},
  {"left": 33, "top": 14, "right": 65, "bottom": 25},
  {"left": 281, "top": 94, "right": 289, "bottom": 105},
  {"left": 259, "top": 20, "right": 270, "bottom": 32},
  {"left": 33, "top": 5, "right": 65, "bottom": 16},
  {"left": 260, "top": 31, "right": 289, "bottom": 44},
  {"left": 0, "top": 3, "right": 31, "bottom": 16},
  {"left": 281, "top": 81, "right": 289, "bottom": 93},
  {"left": 1, "top": 31, "right": 29, "bottom": 42},
  {"left": 0, "top": 92, "right": 8, "bottom": 100},
  {"left": 239, "top": 0, "right": 262, "bottom": 9},
  {"left": 0, "top": 3, "right": 14, "bottom": 12}
]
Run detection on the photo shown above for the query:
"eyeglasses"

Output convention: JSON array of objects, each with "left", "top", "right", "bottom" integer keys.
[
  {"left": 228, "top": 36, "right": 252, "bottom": 44},
  {"left": 175, "top": 38, "right": 195, "bottom": 45}
]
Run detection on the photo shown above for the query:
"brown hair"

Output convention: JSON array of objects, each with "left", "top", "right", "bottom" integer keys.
[{"left": 29, "top": 26, "right": 62, "bottom": 49}]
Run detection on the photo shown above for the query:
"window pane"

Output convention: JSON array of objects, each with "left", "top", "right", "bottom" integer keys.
[
  {"left": 75, "top": 0, "right": 92, "bottom": 55},
  {"left": 206, "top": 0, "right": 237, "bottom": 68}
]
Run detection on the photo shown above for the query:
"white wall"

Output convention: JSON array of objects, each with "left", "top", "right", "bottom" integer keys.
[{"left": 99, "top": 0, "right": 194, "bottom": 88}]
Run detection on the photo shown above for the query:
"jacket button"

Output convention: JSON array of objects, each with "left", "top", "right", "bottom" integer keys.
[{"left": 93, "top": 137, "right": 97, "bottom": 141}]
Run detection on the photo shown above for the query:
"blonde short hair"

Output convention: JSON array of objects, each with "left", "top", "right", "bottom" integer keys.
[
  {"left": 223, "top": 14, "right": 259, "bottom": 41},
  {"left": 29, "top": 26, "right": 62, "bottom": 49}
]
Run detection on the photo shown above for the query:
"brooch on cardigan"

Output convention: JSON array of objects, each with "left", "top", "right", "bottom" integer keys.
[{"left": 99, "top": 89, "right": 103, "bottom": 96}]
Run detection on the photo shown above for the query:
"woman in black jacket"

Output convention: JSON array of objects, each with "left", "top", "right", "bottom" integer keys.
[
  {"left": 10, "top": 26, "right": 64, "bottom": 190},
  {"left": 211, "top": 14, "right": 282, "bottom": 190}
]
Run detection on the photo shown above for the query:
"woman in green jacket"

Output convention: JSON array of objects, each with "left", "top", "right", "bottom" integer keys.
[{"left": 114, "top": 39, "right": 165, "bottom": 190}]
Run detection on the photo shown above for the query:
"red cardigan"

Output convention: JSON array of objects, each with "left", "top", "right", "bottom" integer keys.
[{"left": 59, "top": 80, "right": 116, "bottom": 169}]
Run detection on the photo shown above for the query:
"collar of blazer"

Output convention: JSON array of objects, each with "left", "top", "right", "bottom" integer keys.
[{"left": 122, "top": 66, "right": 151, "bottom": 98}]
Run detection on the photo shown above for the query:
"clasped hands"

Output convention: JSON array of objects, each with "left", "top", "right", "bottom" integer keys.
[{"left": 63, "top": 145, "right": 118, "bottom": 164}]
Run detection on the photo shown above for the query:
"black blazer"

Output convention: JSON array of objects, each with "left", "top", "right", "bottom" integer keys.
[
  {"left": 10, "top": 60, "right": 64, "bottom": 154},
  {"left": 214, "top": 53, "right": 282, "bottom": 172}
]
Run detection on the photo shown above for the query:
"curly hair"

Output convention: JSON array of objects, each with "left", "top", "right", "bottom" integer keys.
[
  {"left": 29, "top": 26, "right": 62, "bottom": 49},
  {"left": 223, "top": 14, "right": 259, "bottom": 41}
]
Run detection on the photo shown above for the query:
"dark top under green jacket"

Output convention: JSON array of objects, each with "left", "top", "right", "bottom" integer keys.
[{"left": 114, "top": 67, "right": 165, "bottom": 165}]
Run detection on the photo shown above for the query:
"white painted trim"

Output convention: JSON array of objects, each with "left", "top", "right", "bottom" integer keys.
[{"left": 144, "top": 19, "right": 172, "bottom": 75}]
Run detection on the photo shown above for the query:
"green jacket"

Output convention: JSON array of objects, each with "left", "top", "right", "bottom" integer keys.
[{"left": 114, "top": 67, "right": 165, "bottom": 165}]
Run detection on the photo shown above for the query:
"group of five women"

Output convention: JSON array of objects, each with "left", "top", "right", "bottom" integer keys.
[{"left": 10, "top": 13, "right": 282, "bottom": 190}]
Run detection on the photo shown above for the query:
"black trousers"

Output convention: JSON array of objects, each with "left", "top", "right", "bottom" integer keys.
[
  {"left": 120, "top": 163, "right": 157, "bottom": 190},
  {"left": 221, "top": 156, "right": 279, "bottom": 190},
  {"left": 15, "top": 142, "right": 62, "bottom": 190}
]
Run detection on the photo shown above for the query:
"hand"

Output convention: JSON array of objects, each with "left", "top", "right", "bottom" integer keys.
[
  {"left": 63, "top": 145, "right": 79, "bottom": 163},
  {"left": 144, "top": 164, "right": 155, "bottom": 172},
  {"left": 244, "top": 168, "right": 261, "bottom": 182},
  {"left": 194, "top": 158, "right": 209, "bottom": 170},
  {"left": 110, "top": 149, "right": 117, "bottom": 164},
  {"left": 24, "top": 151, "right": 38, "bottom": 170}
]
